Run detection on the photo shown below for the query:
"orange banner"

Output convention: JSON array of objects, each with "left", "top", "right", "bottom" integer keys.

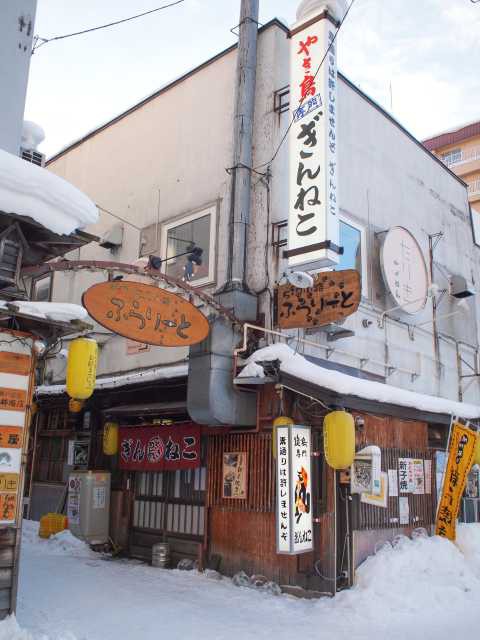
[
  {"left": 0, "top": 493, "right": 17, "bottom": 523},
  {"left": 435, "top": 422, "right": 476, "bottom": 541},
  {"left": 0, "top": 388, "right": 26, "bottom": 412},
  {"left": 0, "top": 352, "right": 31, "bottom": 376},
  {"left": 0, "top": 427, "right": 23, "bottom": 448}
]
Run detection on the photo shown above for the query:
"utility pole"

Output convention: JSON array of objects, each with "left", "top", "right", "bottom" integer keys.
[
  {"left": 0, "top": 1, "right": 37, "bottom": 155},
  {"left": 224, "top": 0, "right": 259, "bottom": 296}
]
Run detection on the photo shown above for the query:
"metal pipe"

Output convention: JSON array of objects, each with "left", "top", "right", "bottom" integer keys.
[
  {"left": 233, "top": 323, "right": 420, "bottom": 379},
  {"left": 226, "top": 0, "right": 259, "bottom": 289}
]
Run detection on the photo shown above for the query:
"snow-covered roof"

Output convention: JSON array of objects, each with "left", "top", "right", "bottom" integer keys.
[
  {"left": 239, "top": 344, "right": 480, "bottom": 420},
  {"left": 36, "top": 362, "right": 188, "bottom": 396},
  {"left": 0, "top": 301, "right": 88, "bottom": 323},
  {"left": 0, "top": 148, "right": 98, "bottom": 235}
]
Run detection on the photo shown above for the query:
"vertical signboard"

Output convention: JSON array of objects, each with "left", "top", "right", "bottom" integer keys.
[
  {"left": 276, "top": 424, "right": 313, "bottom": 555},
  {"left": 435, "top": 422, "right": 476, "bottom": 541},
  {"left": 288, "top": 13, "right": 340, "bottom": 270}
]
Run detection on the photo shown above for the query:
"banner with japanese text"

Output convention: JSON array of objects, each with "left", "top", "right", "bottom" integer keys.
[
  {"left": 288, "top": 13, "right": 340, "bottom": 270},
  {"left": 435, "top": 422, "right": 476, "bottom": 541},
  {"left": 119, "top": 424, "right": 201, "bottom": 471},
  {"left": 276, "top": 425, "right": 313, "bottom": 555}
]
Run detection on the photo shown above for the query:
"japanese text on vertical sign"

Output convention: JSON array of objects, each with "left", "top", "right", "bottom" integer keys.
[
  {"left": 435, "top": 423, "right": 476, "bottom": 541},
  {"left": 276, "top": 426, "right": 291, "bottom": 553},
  {"left": 288, "top": 16, "right": 339, "bottom": 269}
]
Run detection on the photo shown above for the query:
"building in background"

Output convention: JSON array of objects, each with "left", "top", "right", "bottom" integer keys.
[
  {"left": 423, "top": 120, "right": 480, "bottom": 238},
  {"left": 26, "top": 1, "right": 480, "bottom": 595}
]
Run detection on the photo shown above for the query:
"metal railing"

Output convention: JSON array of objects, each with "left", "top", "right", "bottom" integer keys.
[
  {"left": 443, "top": 147, "right": 480, "bottom": 167},
  {"left": 468, "top": 180, "right": 480, "bottom": 196}
]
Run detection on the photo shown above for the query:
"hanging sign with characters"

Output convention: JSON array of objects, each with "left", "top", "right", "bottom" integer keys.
[
  {"left": 276, "top": 424, "right": 313, "bottom": 555},
  {"left": 276, "top": 269, "right": 361, "bottom": 329},
  {"left": 287, "top": 12, "right": 340, "bottom": 270},
  {"left": 435, "top": 422, "right": 476, "bottom": 541},
  {"left": 119, "top": 424, "right": 200, "bottom": 472},
  {"left": 82, "top": 281, "right": 209, "bottom": 347}
]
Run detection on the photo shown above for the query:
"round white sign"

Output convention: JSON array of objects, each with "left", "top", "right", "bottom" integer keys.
[{"left": 380, "top": 227, "right": 429, "bottom": 315}]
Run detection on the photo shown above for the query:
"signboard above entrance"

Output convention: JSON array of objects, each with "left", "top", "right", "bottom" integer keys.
[
  {"left": 275, "top": 269, "right": 360, "bottom": 329},
  {"left": 82, "top": 281, "right": 209, "bottom": 347}
]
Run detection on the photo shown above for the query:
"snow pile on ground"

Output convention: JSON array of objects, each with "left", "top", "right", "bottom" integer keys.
[
  {"left": 0, "top": 147, "right": 98, "bottom": 235},
  {"left": 239, "top": 343, "right": 480, "bottom": 418},
  {"left": 21, "top": 520, "right": 95, "bottom": 560},
  {"left": 5, "top": 522, "right": 480, "bottom": 640},
  {"left": 0, "top": 301, "right": 88, "bottom": 323}
]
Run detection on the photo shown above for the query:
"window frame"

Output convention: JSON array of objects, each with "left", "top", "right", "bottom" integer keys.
[
  {"left": 31, "top": 272, "right": 53, "bottom": 302},
  {"left": 441, "top": 148, "right": 462, "bottom": 167},
  {"left": 337, "top": 213, "right": 369, "bottom": 298},
  {"left": 160, "top": 203, "right": 217, "bottom": 288}
]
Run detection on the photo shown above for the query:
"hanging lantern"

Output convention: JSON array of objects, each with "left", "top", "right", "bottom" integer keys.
[
  {"left": 272, "top": 416, "right": 294, "bottom": 458},
  {"left": 323, "top": 410, "right": 355, "bottom": 470},
  {"left": 473, "top": 433, "right": 480, "bottom": 467},
  {"left": 68, "top": 398, "right": 84, "bottom": 413},
  {"left": 103, "top": 422, "right": 119, "bottom": 456},
  {"left": 66, "top": 338, "right": 98, "bottom": 400}
]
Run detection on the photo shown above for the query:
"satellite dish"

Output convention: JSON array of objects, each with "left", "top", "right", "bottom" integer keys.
[{"left": 286, "top": 271, "right": 314, "bottom": 289}]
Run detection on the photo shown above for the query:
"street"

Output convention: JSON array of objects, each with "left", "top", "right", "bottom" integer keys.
[{"left": 2, "top": 521, "right": 478, "bottom": 640}]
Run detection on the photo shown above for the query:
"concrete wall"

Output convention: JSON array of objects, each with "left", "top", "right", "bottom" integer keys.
[{"left": 44, "top": 22, "right": 480, "bottom": 407}]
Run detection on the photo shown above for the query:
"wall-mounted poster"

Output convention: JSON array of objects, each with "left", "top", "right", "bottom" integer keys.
[
  {"left": 360, "top": 472, "right": 388, "bottom": 508},
  {"left": 223, "top": 452, "right": 248, "bottom": 499}
]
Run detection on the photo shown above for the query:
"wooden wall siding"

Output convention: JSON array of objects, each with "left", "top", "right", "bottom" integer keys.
[
  {"left": 354, "top": 413, "right": 428, "bottom": 450},
  {"left": 352, "top": 448, "right": 436, "bottom": 531},
  {"left": 207, "top": 433, "right": 275, "bottom": 512}
]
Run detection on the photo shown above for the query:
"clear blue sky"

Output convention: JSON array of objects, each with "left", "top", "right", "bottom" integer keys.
[{"left": 25, "top": 0, "right": 480, "bottom": 157}]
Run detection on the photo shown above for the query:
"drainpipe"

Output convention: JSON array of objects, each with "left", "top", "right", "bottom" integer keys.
[{"left": 224, "top": 0, "right": 259, "bottom": 294}]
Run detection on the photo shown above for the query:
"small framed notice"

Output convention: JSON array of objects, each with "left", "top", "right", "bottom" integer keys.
[{"left": 223, "top": 452, "right": 248, "bottom": 499}]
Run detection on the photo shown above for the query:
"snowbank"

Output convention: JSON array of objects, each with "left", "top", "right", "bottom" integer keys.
[
  {"left": 0, "top": 301, "right": 88, "bottom": 323},
  {"left": 239, "top": 344, "right": 480, "bottom": 419},
  {"left": 0, "top": 148, "right": 98, "bottom": 235},
  {"left": 21, "top": 520, "right": 95, "bottom": 559},
  {"left": 8, "top": 522, "right": 480, "bottom": 640}
]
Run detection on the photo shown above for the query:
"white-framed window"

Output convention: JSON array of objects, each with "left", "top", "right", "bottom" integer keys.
[
  {"left": 441, "top": 148, "right": 462, "bottom": 167},
  {"left": 160, "top": 204, "right": 217, "bottom": 287},
  {"left": 337, "top": 214, "right": 368, "bottom": 297}
]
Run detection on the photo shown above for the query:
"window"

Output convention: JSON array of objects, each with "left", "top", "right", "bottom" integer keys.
[
  {"left": 160, "top": 205, "right": 216, "bottom": 286},
  {"left": 31, "top": 273, "right": 53, "bottom": 301},
  {"left": 337, "top": 216, "right": 368, "bottom": 297},
  {"left": 441, "top": 148, "right": 462, "bottom": 167}
]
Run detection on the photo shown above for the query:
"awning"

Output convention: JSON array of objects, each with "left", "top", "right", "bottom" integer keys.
[
  {"left": 36, "top": 362, "right": 188, "bottom": 397},
  {"left": 237, "top": 344, "right": 480, "bottom": 425},
  {"left": 103, "top": 401, "right": 187, "bottom": 417}
]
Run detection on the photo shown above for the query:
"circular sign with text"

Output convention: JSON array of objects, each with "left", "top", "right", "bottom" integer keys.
[
  {"left": 82, "top": 281, "right": 209, "bottom": 347},
  {"left": 380, "top": 227, "right": 429, "bottom": 315}
]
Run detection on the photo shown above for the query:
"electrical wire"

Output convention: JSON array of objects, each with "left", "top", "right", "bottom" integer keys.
[
  {"left": 32, "top": 0, "right": 185, "bottom": 53},
  {"left": 253, "top": 0, "right": 357, "bottom": 172}
]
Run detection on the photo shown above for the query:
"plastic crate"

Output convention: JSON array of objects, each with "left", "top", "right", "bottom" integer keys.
[{"left": 38, "top": 513, "right": 68, "bottom": 539}]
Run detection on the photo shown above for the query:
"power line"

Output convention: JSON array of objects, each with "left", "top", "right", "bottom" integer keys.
[
  {"left": 32, "top": 0, "right": 185, "bottom": 53},
  {"left": 253, "top": 0, "right": 356, "bottom": 172}
]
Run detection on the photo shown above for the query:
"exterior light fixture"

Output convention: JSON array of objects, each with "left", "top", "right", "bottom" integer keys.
[{"left": 323, "top": 410, "right": 355, "bottom": 469}]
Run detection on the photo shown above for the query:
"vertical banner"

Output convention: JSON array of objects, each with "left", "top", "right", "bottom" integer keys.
[
  {"left": 435, "top": 422, "right": 476, "bottom": 541},
  {"left": 288, "top": 14, "right": 340, "bottom": 270},
  {"left": 276, "top": 425, "right": 313, "bottom": 555}
]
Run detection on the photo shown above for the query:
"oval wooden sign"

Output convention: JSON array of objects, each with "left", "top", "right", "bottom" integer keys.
[{"left": 82, "top": 281, "right": 209, "bottom": 347}]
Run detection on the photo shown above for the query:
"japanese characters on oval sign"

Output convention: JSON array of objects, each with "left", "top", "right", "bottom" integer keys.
[
  {"left": 275, "top": 269, "right": 361, "bottom": 329},
  {"left": 82, "top": 281, "right": 209, "bottom": 347}
]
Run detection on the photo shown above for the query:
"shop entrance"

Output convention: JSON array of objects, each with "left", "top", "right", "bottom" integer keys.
[{"left": 130, "top": 465, "right": 207, "bottom": 566}]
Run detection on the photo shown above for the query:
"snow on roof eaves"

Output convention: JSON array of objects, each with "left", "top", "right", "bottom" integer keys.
[
  {"left": 0, "top": 148, "right": 98, "bottom": 236},
  {"left": 36, "top": 362, "right": 188, "bottom": 396},
  {"left": 239, "top": 344, "right": 480, "bottom": 420}
]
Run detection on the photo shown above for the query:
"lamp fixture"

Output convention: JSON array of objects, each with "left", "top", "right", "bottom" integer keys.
[{"left": 285, "top": 270, "right": 314, "bottom": 289}]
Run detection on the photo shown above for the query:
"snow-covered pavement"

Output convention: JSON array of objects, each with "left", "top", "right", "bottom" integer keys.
[{"left": 1, "top": 521, "right": 479, "bottom": 640}]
